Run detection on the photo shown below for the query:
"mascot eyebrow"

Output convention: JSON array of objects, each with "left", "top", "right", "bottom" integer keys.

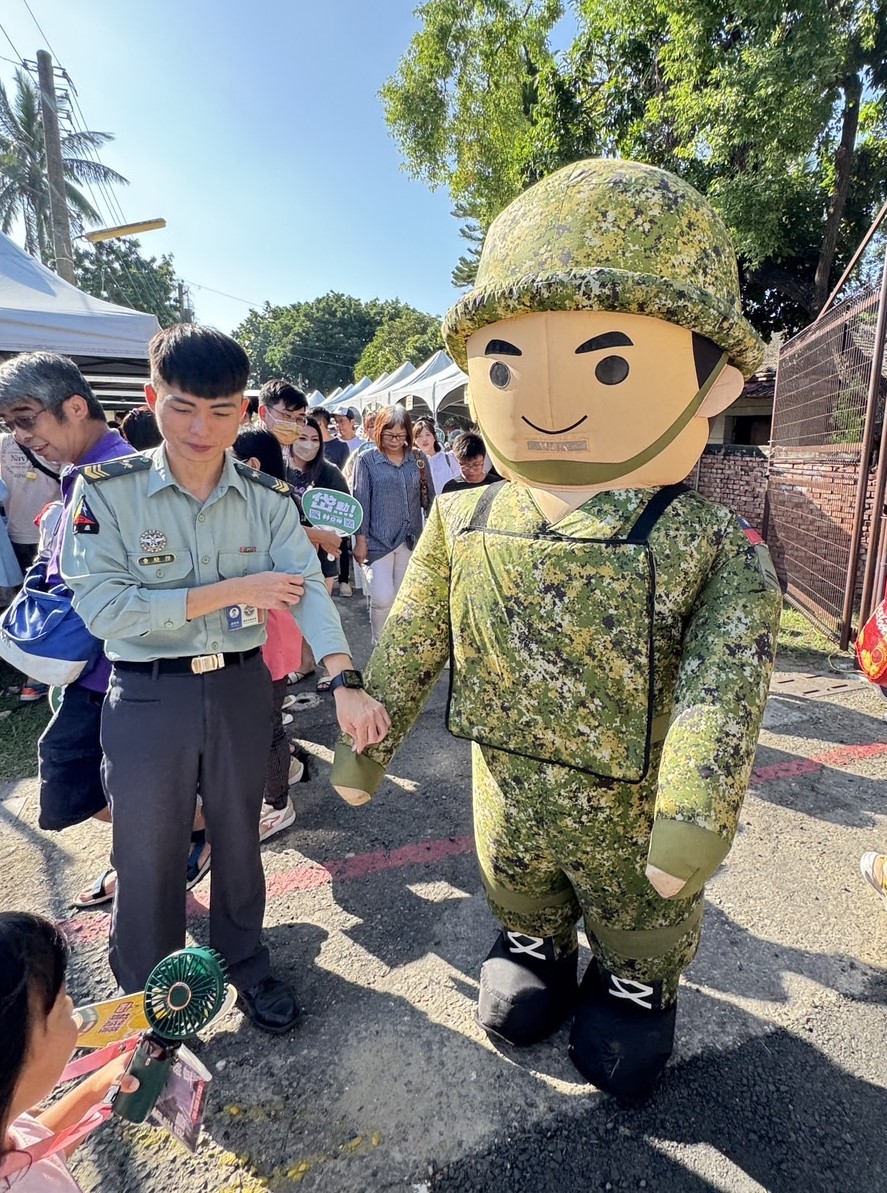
[
  {"left": 576, "top": 332, "right": 634, "bottom": 353},
  {"left": 485, "top": 339, "right": 523, "bottom": 355}
]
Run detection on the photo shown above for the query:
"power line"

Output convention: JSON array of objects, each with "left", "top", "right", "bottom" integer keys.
[
  {"left": 20, "top": 0, "right": 58, "bottom": 61},
  {"left": 0, "top": 21, "right": 23, "bottom": 62},
  {"left": 181, "top": 280, "right": 265, "bottom": 307}
]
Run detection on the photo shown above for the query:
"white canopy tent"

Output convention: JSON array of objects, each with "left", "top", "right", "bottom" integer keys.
[
  {"left": 0, "top": 231, "right": 160, "bottom": 360},
  {"left": 316, "top": 386, "right": 342, "bottom": 407},
  {"left": 355, "top": 361, "right": 418, "bottom": 412},
  {"left": 305, "top": 389, "right": 325, "bottom": 406},
  {"left": 386, "top": 350, "right": 469, "bottom": 417},
  {"left": 324, "top": 375, "right": 373, "bottom": 411}
]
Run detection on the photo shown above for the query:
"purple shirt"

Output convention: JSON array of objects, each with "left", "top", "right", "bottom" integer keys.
[{"left": 47, "top": 430, "right": 134, "bottom": 693}]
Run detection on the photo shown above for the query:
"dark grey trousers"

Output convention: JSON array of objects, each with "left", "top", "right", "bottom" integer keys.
[{"left": 101, "top": 653, "right": 273, "bottom": 993}]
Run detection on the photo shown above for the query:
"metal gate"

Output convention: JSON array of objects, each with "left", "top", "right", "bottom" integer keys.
[{"left": 765, "top": 281, "right": 887, "bottom": 648}]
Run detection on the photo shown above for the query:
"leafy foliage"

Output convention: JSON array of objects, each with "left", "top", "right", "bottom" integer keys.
[
  {"left": 74, "top": 238, "right": 180, "bottom": 326},
  {"left": 383, "top": 1, "right": 887, "bottom": 336},
  {"left": 0, "top": 68, "right": 127, "bottom": 264},
  {"left": 233, "top": 293, "right": 430, "bottom": 391},
  {"left": 355, "top": 308, "right": 443, "bottom": 377}
]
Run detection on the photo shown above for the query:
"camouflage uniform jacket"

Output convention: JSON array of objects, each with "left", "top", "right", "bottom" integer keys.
[{"left": 333, "top": 482, "right": 782, "bottom": 889}]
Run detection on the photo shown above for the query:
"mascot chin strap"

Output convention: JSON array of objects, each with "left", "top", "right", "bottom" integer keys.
[{"left": 479, "top": 352, "right": 727, "bottom": 488}]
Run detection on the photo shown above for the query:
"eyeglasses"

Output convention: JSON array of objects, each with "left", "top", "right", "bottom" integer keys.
[
  {"left": 381, "top": 431, "right": 407, "bottom": 442},
  {"left": 0, "top": 1150, "right": 33, "bottom": 1189},
  {"left": 0, "top": 408, "right": 49, "bottom": 435},
  {"left": 267, "top": 409, "right": 307, "bottom": 426}
]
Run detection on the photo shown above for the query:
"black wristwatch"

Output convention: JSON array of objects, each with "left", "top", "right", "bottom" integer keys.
[{"left": 327, "top": 669, "right": 364, "bottom": 694}]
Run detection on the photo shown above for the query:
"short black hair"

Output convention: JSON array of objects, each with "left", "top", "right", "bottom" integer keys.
[
  {"left": 452, "top": 431, "right": 486, "bottom": 461},
  {"left": 0, "top": 913, "right": 68, "bottom": 1150},
  {"left": 313, "top": 407, "right": 332, "bottom": 427},
  {"left": 232, "top": 427, "right": 286, "bottom": 481},
  {"left": 120, "top": 405, "right": 162, "bottom": 450},
  {"left": 259, "top": 379, "right": 307, "bottom": 412},
  {"left": 149, "top": 324, "right": 250, "bottom": 399}
]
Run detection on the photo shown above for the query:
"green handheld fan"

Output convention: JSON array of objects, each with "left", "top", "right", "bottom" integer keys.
[{"left": 113, "top": 947, "right": 228, "bottom": 1123}]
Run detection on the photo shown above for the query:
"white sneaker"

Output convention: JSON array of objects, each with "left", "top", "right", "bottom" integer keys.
[
  {"left": 288, "top": 756, "right": 304, "bottom": 785},
  {"left": 282, "top": 712, "right": 293, "bottom": 726},
  {"left": 259, "top": 799, "right": 295, "bottom": 842},
  {"left": 339, "top": 583, "right": 353, "bottom": 597}
]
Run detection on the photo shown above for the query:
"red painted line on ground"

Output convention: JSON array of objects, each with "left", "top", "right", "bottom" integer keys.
[
  {"left": 57, "top": 739, "right": 887, "bottom": 947},
  {"left": 750, "top": 740, "right": 887, "bottom": 784}
]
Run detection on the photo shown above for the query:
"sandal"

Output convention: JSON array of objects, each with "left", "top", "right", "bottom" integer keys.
[
  {"left": 316, "top": 674, "right": 332, "bottom": 693},
  {"left": 186, "top": 839, "right": 212, "bottom": 890},
  {"left": 70, "top": 867, "right": 117, "bottom": 910},
  {"left": 286, "top": 670, "right": 315, "bottom": 685}
]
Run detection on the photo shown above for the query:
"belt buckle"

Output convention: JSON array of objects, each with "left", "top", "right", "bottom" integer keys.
[{"left": 191, "top": 652, "right": 225, "bottom": 675}]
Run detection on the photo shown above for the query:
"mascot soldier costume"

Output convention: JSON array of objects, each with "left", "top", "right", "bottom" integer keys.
[{"left": 332, "top": 158, "right": 783, "bottom": 1101}]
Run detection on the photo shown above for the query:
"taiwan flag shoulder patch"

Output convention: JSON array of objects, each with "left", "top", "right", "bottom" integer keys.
[{"left": 72, "top": 495, "right": 100, "bottom": 534}]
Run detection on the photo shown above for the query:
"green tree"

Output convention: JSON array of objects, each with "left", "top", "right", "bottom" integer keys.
[
  {"left": 0, "top": 68, "right": 127, "bottom": 264},
  {"left": 355, "top": 308, "right": 443, "bottom": 377},
  {"left": 383, "top": 1, "right": 887, "bottom": 336},
  {"left": 74, "top": 238, "right": 180, "bottom": 326},
  {"left": 233, "top": 293, "right": 418, "bottom": 391}
]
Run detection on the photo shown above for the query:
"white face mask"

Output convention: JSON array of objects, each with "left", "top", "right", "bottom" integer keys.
[{"left": 292, "top": 436, "right": 321, "bottom": 462}]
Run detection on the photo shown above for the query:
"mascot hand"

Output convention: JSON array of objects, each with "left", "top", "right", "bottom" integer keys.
[
  {"left": 334, "top": 784, "right": 372, "bottom": 807},
  {"left": 645, "top": 863, "right": 689, "bottom": 899}
]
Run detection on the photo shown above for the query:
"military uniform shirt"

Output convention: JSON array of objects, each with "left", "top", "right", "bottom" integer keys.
[{"left": 60, "top": 445, "right": 350, "bottom": 663}]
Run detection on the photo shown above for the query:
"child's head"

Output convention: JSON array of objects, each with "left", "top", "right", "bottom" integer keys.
[
  {"left": 0, "top": 914, "right": 75, "bottom": 1143},
  {"left": 233, "top": 427, "right": 286, "bottom": 481}
]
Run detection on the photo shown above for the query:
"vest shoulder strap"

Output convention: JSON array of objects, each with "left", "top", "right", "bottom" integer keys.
[
  {"left": 622, "top": 483, "right": 689, "bottom": 544},
  {"left": 466, "top": 480, "right": 507, "bottom": 531}
]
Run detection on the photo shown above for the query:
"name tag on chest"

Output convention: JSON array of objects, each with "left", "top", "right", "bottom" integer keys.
[
  {"left": 138, "top": 553, "right": 176, "bottom": 566},
  {"left": 225, "top": 604, "right": 264, "bottom": 631}
]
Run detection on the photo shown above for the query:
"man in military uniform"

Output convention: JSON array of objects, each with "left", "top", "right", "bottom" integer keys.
[
  {"left": 331, "top": 159, "right": 782, "bottom": 1098},
  {"left": 63, "top": 324, "right": 390, "bottom": 1033}
]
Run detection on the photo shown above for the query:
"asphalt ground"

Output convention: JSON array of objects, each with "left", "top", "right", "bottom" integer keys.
[{"left": 1, "top": 594, "right": 886, "bottom": 1192}]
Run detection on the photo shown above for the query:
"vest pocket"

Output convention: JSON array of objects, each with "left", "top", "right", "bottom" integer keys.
[{"left": 447, "top": 530, "right": 655, "bottom": 782}]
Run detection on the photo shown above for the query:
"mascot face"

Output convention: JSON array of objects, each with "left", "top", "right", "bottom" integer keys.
[{"left": 466, "top": 309, "right": 744, "bottom": 493}]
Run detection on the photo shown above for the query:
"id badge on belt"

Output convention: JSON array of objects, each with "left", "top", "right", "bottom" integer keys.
[{"left": 225, "top": 604, "right": 265, "bottom": 631}]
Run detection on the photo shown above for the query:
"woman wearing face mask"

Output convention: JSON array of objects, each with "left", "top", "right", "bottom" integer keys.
[
  {"left": 413, "top": 417, "right": 461, "bottom": 497},
  {"left": 287, "top": 418, "right": 350, "bottom": 597}
]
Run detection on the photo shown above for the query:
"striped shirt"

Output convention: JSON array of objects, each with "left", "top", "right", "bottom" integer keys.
[{"left": 351, "top": 447, "right": 434, "bottom": 563}]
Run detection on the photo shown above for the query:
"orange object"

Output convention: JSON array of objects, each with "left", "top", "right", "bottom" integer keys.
[{"left": 856, "top": 599, "right": 887, "bottom": 682}]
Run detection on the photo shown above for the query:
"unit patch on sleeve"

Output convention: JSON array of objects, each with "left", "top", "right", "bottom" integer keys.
[{"left": 72, "top": 495, "right": 100, "bottom": 535}]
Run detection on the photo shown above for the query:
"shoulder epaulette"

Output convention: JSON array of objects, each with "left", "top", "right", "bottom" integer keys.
[
  {"left": 234, "top": 459, "right": 291, "bottom": 496},
  {"left": 79, "top": 454, "right": 153, "bottom": 484}
]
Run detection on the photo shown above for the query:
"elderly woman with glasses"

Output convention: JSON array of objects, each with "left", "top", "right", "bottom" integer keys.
[{"left": 351, "top": 405, "right": 434, "bottom": 643}]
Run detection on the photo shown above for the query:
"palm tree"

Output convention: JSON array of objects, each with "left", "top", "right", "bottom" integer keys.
[{"left": 0, "top": 69, "right": 128, "bottom": 264}]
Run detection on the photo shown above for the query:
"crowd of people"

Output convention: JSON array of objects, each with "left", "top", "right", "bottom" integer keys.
[
  {"left": 0, "top": 327, "right": 512, "bottom": 1187},
  {"left": 1, "top": 325, "right": 885, "bottom": 1188}
]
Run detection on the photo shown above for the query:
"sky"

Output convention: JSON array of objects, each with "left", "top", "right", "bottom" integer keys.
[{"left": 0, "top": 0, "right": 480, "bottom": 335}]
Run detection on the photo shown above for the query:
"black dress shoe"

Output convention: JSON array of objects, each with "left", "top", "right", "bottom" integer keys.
[{"left": 236, "top": 975, "right": 301, "bottom": 1034}]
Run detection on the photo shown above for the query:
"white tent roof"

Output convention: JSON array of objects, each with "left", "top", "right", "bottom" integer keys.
[
  {"left": 306, "top": 389, "right": 325, "bottom": 406},
  {"left": 325, "top": 375, "right": 373, "bottom": 411},
  {"left": 317, "top": 386, "right": 342, "bottom": 407},
  {"left": 387, "top": 350, "right": 468, "bottom": 415},
  {"left": 0, "top": 231, "right": 160, "bottom": 359},
  {"left": 355, "top": 361, "right": 418, "bottom": 411}
]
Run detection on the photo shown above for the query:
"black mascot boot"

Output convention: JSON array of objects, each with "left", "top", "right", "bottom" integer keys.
[
  {"left": 477, "top": 930, "right": 578, "bottom": 1046},
  {"left": 568, "top": 959, "right": 676, "bottom": 1103}
]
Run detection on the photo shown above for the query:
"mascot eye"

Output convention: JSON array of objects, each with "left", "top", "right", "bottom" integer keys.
[
  {"left": 490, "top": 361, "right": 511, "bottom": 389},
  {"left": 595, "top": 356, "right": 630, "bottom": 385}
]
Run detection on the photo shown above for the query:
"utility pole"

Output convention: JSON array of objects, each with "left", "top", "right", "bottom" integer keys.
[
  {"left": 177, "top": 282, "right": 193, "bottom": 323},
  {"left": 36, "top": 50, "right": 75, "bottom": 284}
]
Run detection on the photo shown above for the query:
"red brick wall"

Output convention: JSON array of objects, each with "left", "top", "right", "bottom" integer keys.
[{"left": 682, "top": 445, "right": 769, "bottom": 528}]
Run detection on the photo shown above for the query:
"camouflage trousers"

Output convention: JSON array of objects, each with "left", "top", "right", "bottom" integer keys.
[{"left": 473, "top": 742, "right": 703, "bottom": 1004}]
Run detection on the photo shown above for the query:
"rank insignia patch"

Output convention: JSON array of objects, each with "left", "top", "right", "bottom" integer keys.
[
  {"left": 140, "top": 529, "right": 168, "bottom": 552},
  {"left": 72, "top": 495, "right": 99, "bottom": 534}
]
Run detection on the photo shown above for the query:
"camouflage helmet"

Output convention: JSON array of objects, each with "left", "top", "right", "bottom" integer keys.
[{"left": 443, "top": 158, "right": 763, "bottom": 378}]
